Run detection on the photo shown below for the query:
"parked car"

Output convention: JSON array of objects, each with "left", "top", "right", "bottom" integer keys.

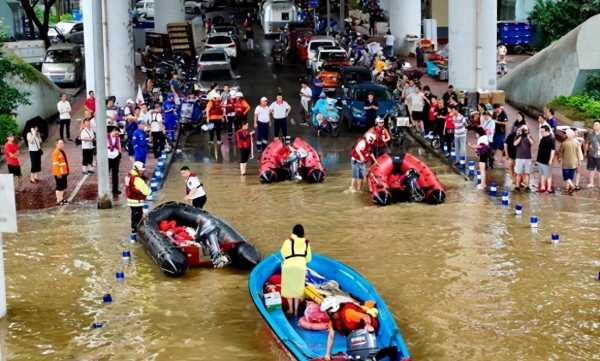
[
  {"left": 305, "top": 36, "right": 336, "bottom": 70},
  {"left": 205, "top": 32, "right": 238, "bottom": 58},
  {"left": 340, "top": 66, "right": 373, "bottom": 92},
  {"left": 197, "top": 48, "right": 230, "bottom": 70},
  {"left": 185, "top": 1, "right": 205, "bottom": 15},
  {"left": 42, "top": 43, "right": 84, "bottom": 87},
  {"left": 311, "top": 46, "right": 347, "bottom": 74},
  {"left": 279, "top": 22, "right": 312, "bottom": 53},
  {"left": 135, "top": 0, "right": 155, "bottom": 19},
  {"left": 196, "top": 63, "right": 241, "bottom": 93},
  {"left": 49, "top": 21, "right": 84, "bottom": 45},
  {"left": 340, "top": 82, "right": 394, "bottom": 129},
  {"left": 259, "top": 0, "right": 299, "bottom": 35},
  {"left": 211, "top": 24, "right": 241, "bottom": 45}
]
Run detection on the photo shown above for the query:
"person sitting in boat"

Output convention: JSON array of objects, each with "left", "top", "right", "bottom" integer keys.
[
  {"left": 320, "top": 296, "right": 380, "bottom": 361},
  {"left": 286, "top": 144, "right": 308, "bottom": 181},
  {"left": 280, "top": 224, "right": 312, "bottom": 317},
  {"left": 368, "top": 116, "right": 391, "bottom": 158},
  {"left": 197, "top": 218, "right": 230, "bottom": 268}
]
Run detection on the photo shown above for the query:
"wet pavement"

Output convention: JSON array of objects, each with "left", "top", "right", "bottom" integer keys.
[{"left": 2, "top": 28, "right": 600, "bottom": 361}]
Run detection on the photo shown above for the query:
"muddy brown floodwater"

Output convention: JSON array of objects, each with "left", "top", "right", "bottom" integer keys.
[{"left": 3, "top": 131, "right": 599, "bottom": 361}]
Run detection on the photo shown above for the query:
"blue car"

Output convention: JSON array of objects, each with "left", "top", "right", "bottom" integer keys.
[{"left": 341, "top": 82, "right": 394, "bottom": 129}]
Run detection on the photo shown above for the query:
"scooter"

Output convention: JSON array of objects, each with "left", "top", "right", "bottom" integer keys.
[{"left": 313, "top": 103, "right": 341, "bottom": 137}]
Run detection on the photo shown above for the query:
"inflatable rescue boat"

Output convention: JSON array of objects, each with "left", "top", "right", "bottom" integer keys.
[
  {"left": 138, "top": 202, "right": 261, "bottom": 277},
  {"left": 368, "top": 153, "right": 446, "bottom": 206},
  {"left": 259, "top": 137, "right": 325, "bottom": 183},
  {"left": 249, "top": 253, "right": 412, "bottom": 361}
]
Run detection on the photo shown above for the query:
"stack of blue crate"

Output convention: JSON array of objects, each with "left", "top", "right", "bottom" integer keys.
[{"left": 498, "top": 21, "right": 533, "bottom": 46}]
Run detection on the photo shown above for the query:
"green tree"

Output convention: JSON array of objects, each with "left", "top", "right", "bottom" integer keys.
[
  {"left": 0, "top": 28, "right": 35, "bottom": 116},
  {"left": 20, "top": 0, "right": 58, "bottom": 48},
  {"left": 529, "top": 0, "right": 600, "bottom": 49}
]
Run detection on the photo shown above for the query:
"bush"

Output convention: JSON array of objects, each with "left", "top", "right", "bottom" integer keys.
[
  {"left": 0, "top": 114, "right": 18, "bottom": 145},
  {"left": 584, "top": 72, "right": 600, "bottom": 100},
  {"left": 550, "top": 95, "right": 600, "bottom": 128}
]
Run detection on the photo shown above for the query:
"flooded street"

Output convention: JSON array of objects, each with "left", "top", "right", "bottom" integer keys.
[{"left": 3, "top": 32, "right": 600, "bottom": 361}]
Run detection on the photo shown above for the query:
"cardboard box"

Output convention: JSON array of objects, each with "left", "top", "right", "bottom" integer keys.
[
  {"left": 491, "top": 90, "right": 506, "bottom": 105},
  {"left": 478, "top": 91, "right": 492, "bottom": 105},
  {"left": 265, "top": 292, "right": 282, "bottom": 311}
]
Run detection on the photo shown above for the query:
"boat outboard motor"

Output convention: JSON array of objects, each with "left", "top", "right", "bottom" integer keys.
[
  {"left": 346, "top": 329, "right": 379, "bottom": 360},
  {"left": 403, "top": 168, "right": 425, "bottom": 202},
  {"left": 197, "top": 219, "right": 230, "bottom": 268}
]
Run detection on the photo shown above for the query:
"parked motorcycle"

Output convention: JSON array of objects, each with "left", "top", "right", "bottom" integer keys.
[{"left": 312, "top": 98, "right": 341, "bottom": 137}]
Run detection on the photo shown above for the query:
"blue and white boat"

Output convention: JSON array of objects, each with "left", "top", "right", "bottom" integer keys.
[{"left": 248, "top": 253, "right": 412, "bottom": 361}]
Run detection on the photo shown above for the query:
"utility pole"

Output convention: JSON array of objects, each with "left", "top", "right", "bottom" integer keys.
[
  {"left": 326, "top": 0, "right": 331, "bottom": 35},
  {"left": 340, "top": 0, "right": 345, "bottom": 35},
  {"left": 92, "top": 0, "right": 112, "bottom": 209}
]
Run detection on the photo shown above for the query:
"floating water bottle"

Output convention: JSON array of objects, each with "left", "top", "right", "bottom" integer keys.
[
  {"left": 467, "top": 161, "right": 476, "bottom": 177},
  {"left": 103, "top": 293, "right": 113, "bottom": 304},
  {"left": 115, "top": 271, "right": 125, "bottom": 282},
  {"left": 122, "top": 250, "right": 131, "bottom": 263},
  {"left": 530, "top": 216, "right": 539, "bottom": 228},
  {"left": 488, "top": 182, "right": 498, "bottom": 197},
  {"left": 515, "top": 204, "right": 523, "bottom": 216},
  {"left": 450, "top": 150, "right": 456, "bottom": 160},
  {"left": 551, "top": 233, "right": 560, "bottom": 245},
  {"left": 91, "top": 322, "right": 103, "bottom": 329},
  {"left": 476, "top": 170, "right": 482, "bottom": 185},
  {"left": 501, "top": 191, "right": 510, "bottom": 206},
  {"left": 143, "top": 203, "right": 150, "bottom": 216},
  {"left": 459, "top": 156, "right": 466, "bottom": 171},
  {"left": 129, "top": 233, "right": 137, "bottom": 243}
]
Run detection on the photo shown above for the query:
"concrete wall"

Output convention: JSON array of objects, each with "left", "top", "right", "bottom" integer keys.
[
  {"left": 498, "top": 14, "right": 600, "bottom": 111},
  {"left": 13, "top": 73, "right": 61, "bottom": 129}
]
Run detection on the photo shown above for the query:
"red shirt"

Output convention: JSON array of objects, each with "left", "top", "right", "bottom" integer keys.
[
  {"left": 428, "top": 105, "right": 438, "bottom": 122},
  {"left": 3, "top": 142, "right": 20, "bottom": 166},
  {"left": 85, "top": 97, "right": 96, "bottom": 113},
  {"left": 235, "top": 129, "right": 252, "bottom": 150},
  {"left": 444, "top": 113, "right": 455, "bottom": 130}
]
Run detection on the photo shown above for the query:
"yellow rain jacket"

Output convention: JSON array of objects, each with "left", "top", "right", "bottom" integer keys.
[{"left": 280, "top": 234, "right": 312, "bottom": 298}]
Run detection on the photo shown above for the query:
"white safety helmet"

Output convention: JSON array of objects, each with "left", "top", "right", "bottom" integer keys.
[
  {"left": 375, "top": 116, "right": 384, "bottom": 124},
  {"left": 365, "top": 132, "right": 376, "bottom": 142},
  {"left": 133, "top": 161, "right": 145, "bottom": 171},
  {"left": 236, "top": 92, "right": 244, "bottom": 98},
  {"left": 320, "top": 297, "right": 341, "bottom": 313}
]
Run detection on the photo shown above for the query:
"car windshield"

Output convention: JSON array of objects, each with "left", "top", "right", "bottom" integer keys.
[
  {"left": 214, "top": 27, "right": 235, "bottom": 34},
  {"left": 343, "top": 70, "right": 371, "bottom": 84},
  {"left": 354, "top": 88, "right": 392, "bottom": 102},
  {"left": 320, "top": 51, "right": 346, "bottom": 61},
  {"left": 45, "top": 50, "right": 75, "bottom": 63},
  {"left": 200, "top": 69, "right": 233, "bottom": 81},
  {"left": 207, "top": 36, "right": 232, "bottom": 45},
  {"left": 200, "top": 52, "right": 227, "bottom": 62},
  {"left": 310, "top": 41, "right": 334, "bottom": 51}
]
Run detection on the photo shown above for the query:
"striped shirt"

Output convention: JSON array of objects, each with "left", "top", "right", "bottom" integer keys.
[{"left": 453, "top": 113, "right": 467, "bottom": 137}]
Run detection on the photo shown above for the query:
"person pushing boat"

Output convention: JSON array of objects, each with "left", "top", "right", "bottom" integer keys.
[{"left": 179, "top": 166, "right": 207, "bottom": 209}]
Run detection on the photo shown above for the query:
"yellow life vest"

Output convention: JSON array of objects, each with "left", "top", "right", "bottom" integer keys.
[{"left": 282, "top": 235, "right": 309, "bottom": 260}]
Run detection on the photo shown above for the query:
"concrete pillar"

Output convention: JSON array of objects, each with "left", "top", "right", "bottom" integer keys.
[
  {"left": 105, "top": 0, "right": 135, "bottom": 104},
  {"left": 448, "top": 0, "right": 497, "bottom": 91},
  {"left": 154, "top": 0, "right": 185, "bottom": 34},
  {"left": 389, "top": 0, "right": 421, "bottom": 56},
  {"left": 82, "top": 0, "right": 95, "bottom": 94}
]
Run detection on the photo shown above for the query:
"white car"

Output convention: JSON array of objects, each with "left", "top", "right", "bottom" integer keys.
[
  {"left": 306, "top": 36, "right": 336, "bottom": 70},
  {"left": 312, "top": 47, "right": 347, "bottom": 74},
  {"left": 135, "top": 0, "right": 154, "bottom": 19},
  {"left": 205, "top": 33, "right": 237, "bottom": 58},
  {"left": 197, "top": 48, "right": 230, "bottom": 71}
]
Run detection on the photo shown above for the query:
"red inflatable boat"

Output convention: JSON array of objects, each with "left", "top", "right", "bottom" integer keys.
[
  {"left": 367, "top": 153, "right": 445, "bottom": 205},
  {"left": 259, "top": 137, "right": 325, "bottom": 183}
]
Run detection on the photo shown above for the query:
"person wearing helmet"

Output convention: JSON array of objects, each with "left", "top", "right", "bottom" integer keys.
[
  {"left": 233, "top": 92, "right": 251, "bottom": 131},
  {"left": 311, "top": 92, "right": 329, "bottom": 129},
  {"left": 125, "top": 161, "right": 150, "bottom": 242},
  {"left": 321, "top": 296, "right": 379, "bottom": 361},
  {"left": 368, "top": 116, "right": 391, "bottom": 158},
  {"left": 349, "top": 132, "right": 378, "bottom": 193},
  {"left": 280, "top": 224, "right": 312, "bottom": 316},
  {"left": 205, "top": 93, "right": 225, "bottom": 144}
]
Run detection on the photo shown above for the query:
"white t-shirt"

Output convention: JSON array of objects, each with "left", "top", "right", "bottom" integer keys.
[
  {"left": 406, "top": 93, "right": 424, "bottom": 112},
  {"left": 57, "top": 100, "right": 72, "bottom": 119},
  {"left": 384, "top": 34, "right": 395, "bottom": 46},
  {"left": 149, "top": 111, "right": 163, "bottom": 132},
  {"left": 269, "top": 101, "right": 291, "bottom": 119},
  {"left": 477, "top": 135, "right": 489, "bottom": 146},
  {"left": 300, "top": 87, "right": 312, "bottom": 100},
  {"left": 186, "top": 175, "right": 206, "bottom": 199},
  {"left": 80, "top": 128, "right": 95, "bottom": 149},
  {"left": 254, "top": 105, "right": 271, "bottom": 123}
]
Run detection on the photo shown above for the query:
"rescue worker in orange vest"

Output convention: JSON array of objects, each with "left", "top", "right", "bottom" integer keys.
[
  {"left": 368, "top": 116, "right": 391, "bottom": 158},
  {"left": 205, "top": 93, "right": 224, "bottom": 144},
  {"left": 233, "top": 91, "right": 251, "bottom": 131},
  {"left": 125, "top": 161, "right": 150, "bottom": 241},
  {"left": 320, "top": 296, "right": 379, "bottom": 361},
  {"left": 349, "top": 132, "right": 377, "bottom": 193}
]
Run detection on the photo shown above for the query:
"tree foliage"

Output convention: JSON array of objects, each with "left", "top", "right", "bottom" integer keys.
[
  {"left": 20, "top": 0, "right": 57, "bottom": 48},
  {"left": 529, "top": 0, "right": 600, "bottom": 49},
  {"left": 0, "top": 30, "right": 35, "bottom": 116}
]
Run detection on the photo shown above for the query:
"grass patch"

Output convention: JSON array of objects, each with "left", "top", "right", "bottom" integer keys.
[{"left": 548, "top": 95, "right": 600, "bottom": 128}]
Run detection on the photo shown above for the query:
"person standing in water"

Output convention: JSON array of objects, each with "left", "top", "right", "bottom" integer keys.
[
  {"left": 280, "top": 224, "right": 312, "bottom": 317},
  {"left": 179, "top": 166, "right": 207, "bottom": 209}
]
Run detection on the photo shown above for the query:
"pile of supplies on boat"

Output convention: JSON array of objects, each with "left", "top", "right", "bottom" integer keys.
[{"left": 158, "top": 220, "right": 201, "bottom": 247}]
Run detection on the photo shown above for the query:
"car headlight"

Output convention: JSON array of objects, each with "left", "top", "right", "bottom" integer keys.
[
  {"left": 352, "top": 107, "right": 365, "bottom": 117},
  {"left": 64, "top": 72, "right": 75, "bottom": 80}
]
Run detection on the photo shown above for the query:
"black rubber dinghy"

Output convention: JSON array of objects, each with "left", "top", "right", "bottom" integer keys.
[{"left": 138, "top": 202, "right": 261, "bottom": 277}]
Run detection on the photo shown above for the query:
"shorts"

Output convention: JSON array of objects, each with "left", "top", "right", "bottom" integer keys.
[
  {"left": 8, "top": 164, "right": 21, "bottom": 177},
  {"left": 537, "top": 163, "right": 551, "bottom": 178},
  {"left": 514, "top": 158, "right": 532, "bottom": 175},
  {"left": 587, "top": 157, "right": 600, "bottom": 171},
  {"left": 192, "top": 195, "right": 207, "bottom": 209},
  {"left": 492, "top": 132, "right": 505, "bottom": 150},
  {"left": 55, "top": 175, "right": 68, "bottom": 191},
  {"left": 562, "top": 168, "right": 576, "bottom": 181},
  {"left": 240, "top": 148, "right": 251, "bottom": 163},
  {"left": 351, "top": 159, "right": 366, "bottom": 180},
  {"left": 82, "top": 148, "right": 94, "bottom": 166},
  {"left": 478, "top": 152, "right": 489, "bottom": 164}
]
